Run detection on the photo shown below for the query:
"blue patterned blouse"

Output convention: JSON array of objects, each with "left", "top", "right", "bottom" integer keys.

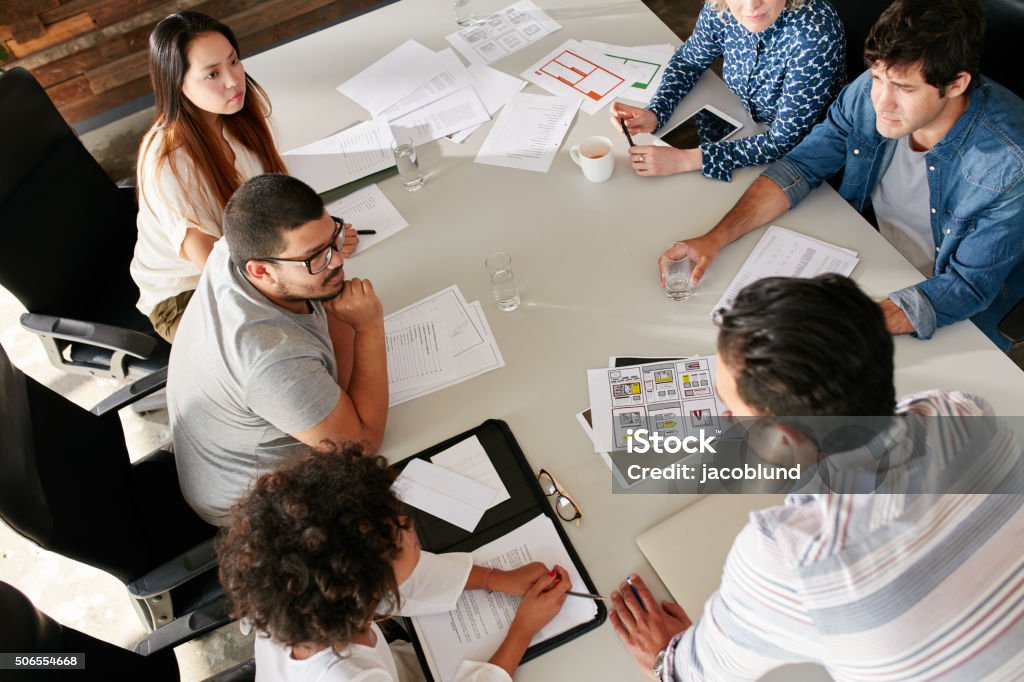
[{"left": 646, "top": 0, "right": 846, "bottom": 182}]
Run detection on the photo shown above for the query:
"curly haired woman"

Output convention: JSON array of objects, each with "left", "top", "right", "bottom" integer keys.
[{"left": 218, "top": 448, "right": 571, "bottom": 681}]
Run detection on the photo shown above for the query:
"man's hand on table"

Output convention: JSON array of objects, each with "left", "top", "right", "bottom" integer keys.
[{"left": 610, "top": 574, "right": 692, "bottom": 679}]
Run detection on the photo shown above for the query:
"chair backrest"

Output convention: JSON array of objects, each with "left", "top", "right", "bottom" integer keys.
[
  {"left": 0, "top": 67, "right": 147, "bottom": 331},
  {"left": 0, "top": 343, "right": 213, "bottom": 584},
  {"left": 0, "top": 581, "right": 179, "bottom": 680},
  {"left": 831, "top": 0, "right": 1024, "bottom": 99}
]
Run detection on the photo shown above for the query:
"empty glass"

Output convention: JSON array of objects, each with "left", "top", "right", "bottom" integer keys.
[{"left": 485, "top": 251, "right": 520, "bottom": 312}]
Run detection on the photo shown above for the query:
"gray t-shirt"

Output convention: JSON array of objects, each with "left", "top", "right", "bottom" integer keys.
[
  {"left": 872, "top": 135, "right": 935, "bottom": 278},
  {"left": 168, "top": 240, "right": 341, "bottom": 525}
]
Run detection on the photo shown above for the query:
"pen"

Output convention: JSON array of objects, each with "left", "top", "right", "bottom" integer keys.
[
  {"left": 618, "top": 115, "right": 635, "bottom": 148},
  {"left": 357, "top": 229, "right": 377, "bottom": 235},
  {"left": 626, "top": 575, "right": 647, "bottom": 611},
  {"left": 567, "top": 590, "right": 606, "bottom": 601}
]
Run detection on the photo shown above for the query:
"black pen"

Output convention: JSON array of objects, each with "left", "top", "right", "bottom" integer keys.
[
  {"left": 357, "top": 229, "right": 377, "bottom": 235},
  {"left": 619, "top": 115, "right": 635, "bottom": 147}
]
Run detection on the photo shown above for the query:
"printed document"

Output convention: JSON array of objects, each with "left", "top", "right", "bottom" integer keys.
[
  {"left": 712, "top": 226, "right": 859, "bottom": 321},
  {"left": 337, "top": 39, "right": 450, "bottom": 116},
  {"left": 475, "top": 93, "right": 580, "bottom": 173},
  {"left": 431, "top": 436, "right": 511, "bottom": 508},
  {"left": 449, "top": 63, "right": 527, "bottom": 143},
  {"left": 379, "top": 48, "right": 474, "bottom": 122},
  {"left": 390, "top": 86, "right": 490, "bottom": 147},
  {"left": 586, "top": 355, "right": 728, "bottom": 453},
  {"left": 446, "top": 0, "right": 561, "bottom": 65},
  {"left": 522, "top": 40, "right": 630, "bottom": 115},
  {"left": 324, "top": 184, "right": 408, "bottom": 253},
  {"left": 385, "top": 314, "right": 455, "bottom": 394},
  {"left": 282, "top": 119, "right": 395, "bottom": 193},
  {"left": 394, "top": 458, "right": 498, "bottom": 532},
  {"left": 412, "top": 514, "right": 598, "bottom": 682}
]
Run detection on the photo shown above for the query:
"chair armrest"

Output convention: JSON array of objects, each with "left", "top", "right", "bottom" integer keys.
[
  {"left": 998, "top": 298, "right": 1024, "bottom": 344},
  {"left": 90, "top": 367, "right": 168, "bottom": 416},
  {"left": 20, "top": 313, "right": 156, "bottom": 359},
  {"left": 127, "top": 538, "right": 218, "bottom": 599},
  {"left": 133, "top": 598, "right": 232, "bottom": 655}
]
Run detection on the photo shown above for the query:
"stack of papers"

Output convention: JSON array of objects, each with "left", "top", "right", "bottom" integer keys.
[
  {"left": 337, "top": 40, "right": 526, "bottom": 146},
  {"left": 446, "top": 0, "right": 561, "bottom": 65},
  {"left": 712, "top": 226, "right": 860, "bottom": 321},
  {"left": 282, "top": 119, "right": 396, "bottom": 194},
  {"left": 393, "top": 436, "right": 511, "bottom": 532},
  {"left": 324, "top": 184, "right": 409, "bottom": 253},
  {"left": 386, "top": 285, "right": 505, "bottom": 406}
]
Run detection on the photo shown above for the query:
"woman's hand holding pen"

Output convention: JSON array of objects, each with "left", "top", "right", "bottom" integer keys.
[
  {"left": 339, "top": 223, "right": 359, "bottom": 258},
  {"left": 489, "top": 562, "right": 551, "bottom": 595},
  {"left": 611, "top": 102, "right": 657, "bottom": 136}
]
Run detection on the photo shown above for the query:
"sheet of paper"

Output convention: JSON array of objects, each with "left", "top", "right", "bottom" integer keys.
[
  {"left": 586, "top": 355, "right": 729, "bottom": 452},
  {"left": 337, "top": 39, "right": 450, "bottom": 116},
  {"left": 390, "top": 300, "right": 505, "bottom": 406},
  {"left": 449, "top": 63, "right": 527, "bottom": 143},
  {"left": 393, "top": 459, "right": 497, "bottom": 532},
  {"left": 446, "top": 0, "right": 561, "bottom": 65},
  {"left": 390, "top": 86, "right": 491, "bottom": 147},
  {"left": 412, "top": 514, "right": 598, "bottom": 682},
  {"left": 385, "top": 314, "right": 456, "bottom": 394},
  {"left": 581, "top": 40, "right": 673, "bottom": 105},
  {"left": 431, "top": 435, "right": 511, "bottom": 508},
  {"left": 521, "top": 40, "right": 630, "bottom": 115},
  {"left": 475, "top": 93, "right": 580, "bottom": 173},
  {"left": 282, "top": 119, "right": 396, "bottom": 193},
  {"left": 379, "top": 48, "right": 474, "bottom": 122},
  {"left": 712, "top": 226, "right": 860, "bottom": 321},
  {"left": 324, "top": 184, "right": 408, "bottom": 254}
]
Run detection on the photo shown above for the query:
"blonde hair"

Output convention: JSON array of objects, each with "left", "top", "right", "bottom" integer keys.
[{"left": 706, "top": 0, "right": 805, "bottom": 13}]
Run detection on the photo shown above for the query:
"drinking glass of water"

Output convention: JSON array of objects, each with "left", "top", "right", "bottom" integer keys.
[
  {"left": 454, "top": 0, "right": 475, "bottom": 26},
  {"left": 391, "top": 135, "right": 424, "bottom": 191},
  {"left": 664, "top": 244, "right": 693, "bottom": 301},
  {"left": 485, "top": 252, "right": 521, "bottom": 312}
]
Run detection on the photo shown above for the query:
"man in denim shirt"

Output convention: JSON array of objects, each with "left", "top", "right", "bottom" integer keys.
[{"left": 661, "top": 0, "right": 1024, "bottom": 351}]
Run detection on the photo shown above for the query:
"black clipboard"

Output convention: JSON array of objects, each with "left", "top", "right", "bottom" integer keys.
[{"left": 392, "top": 419, "right": 606, "bottom": 680}]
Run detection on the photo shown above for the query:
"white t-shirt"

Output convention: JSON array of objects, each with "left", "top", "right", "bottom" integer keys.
[
  {"left": 129, "top": 126, "right": 266, "bottom": 315},
  {"left": 254, "top": 551, "right": 511, "bottom": 682},
  {"left": 871, "top": 136, "right": 935, "bottom": 278}
]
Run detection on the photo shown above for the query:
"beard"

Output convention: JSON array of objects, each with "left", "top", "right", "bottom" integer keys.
[{"left": 275, "top": 267, "right": 345, "bottom": 303}]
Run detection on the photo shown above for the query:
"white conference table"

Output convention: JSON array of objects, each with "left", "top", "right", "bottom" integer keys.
[{"left": 245, "top": 1, "right": 1024, "bottom": 680}]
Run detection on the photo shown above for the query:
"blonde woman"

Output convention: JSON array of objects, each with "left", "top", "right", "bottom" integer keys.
[{"left": 612, "top": 0, "right": 846, "bottom": 182}]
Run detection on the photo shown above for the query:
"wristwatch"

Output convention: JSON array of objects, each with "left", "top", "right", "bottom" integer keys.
[{"left": 652, "top": 647, "right": 668, "bottom": 680}]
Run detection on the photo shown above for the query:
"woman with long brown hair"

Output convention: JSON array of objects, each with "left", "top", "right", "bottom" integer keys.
[{"left": 129, "top": 11, "right": 355, "bottom": 341}]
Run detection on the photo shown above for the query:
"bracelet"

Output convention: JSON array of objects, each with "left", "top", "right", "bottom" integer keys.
[{"left": 483, "top": 567, "right": 495, "bottom": 593}]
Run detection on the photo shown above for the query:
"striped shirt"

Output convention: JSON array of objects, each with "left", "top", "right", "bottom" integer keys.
[{"left": 664, "top": 390, "right": 1024, "bottom": 681}]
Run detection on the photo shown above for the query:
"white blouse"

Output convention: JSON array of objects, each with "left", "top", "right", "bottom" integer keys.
[
  {"left": 254, "top": 551, "right": 512, "bottom": 682},
  {"left": 129, "top": 126, "right": 265, "bottom": 315}
]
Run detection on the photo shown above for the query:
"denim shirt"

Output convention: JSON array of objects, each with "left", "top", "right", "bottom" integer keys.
[
  {"left": 646, "top": 0, "right": 845, "bottom": 182},
  {"left": 763, "top": 70, "right": 1024, "bottom": 351}
]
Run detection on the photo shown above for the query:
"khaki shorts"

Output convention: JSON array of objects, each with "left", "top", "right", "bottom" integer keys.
[{"left": 148, "top": 289, "right": 195, "bottom": 343}]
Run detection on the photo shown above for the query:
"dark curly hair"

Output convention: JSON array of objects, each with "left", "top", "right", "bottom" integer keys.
[
  {"left": 716, "top": 274, "right": 896, "bottom": 417},
  {"left": 217, "top": 446, "right": 410, "bottom": 648}
]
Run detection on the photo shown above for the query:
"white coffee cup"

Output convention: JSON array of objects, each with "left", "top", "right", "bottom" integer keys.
[{"left": 570, "top": 135, "right": 614, "bottom": 183}]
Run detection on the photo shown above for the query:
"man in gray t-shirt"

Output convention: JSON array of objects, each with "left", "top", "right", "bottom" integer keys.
[{"left": 168, "top": 174, "right": 388, "bottom": 525}]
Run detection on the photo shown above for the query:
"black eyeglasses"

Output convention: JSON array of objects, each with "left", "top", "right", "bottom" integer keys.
[
  {"left": 537, "top": 469, "right": 581, "bottom": 526},
  {"left": 258, "top": 218, "right": 344, "bottom": 275}
]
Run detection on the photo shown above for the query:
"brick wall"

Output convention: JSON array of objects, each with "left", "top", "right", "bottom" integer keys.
[{"left": 0, "top": 0, "right": 384, "bottom": 125}]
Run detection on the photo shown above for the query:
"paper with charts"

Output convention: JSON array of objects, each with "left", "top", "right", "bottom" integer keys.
[
  {"left": 712, "top": 226, "right": 859, "bottom": 322},
  {"left": 412, "top": 514, "right": 597, "bottom": 682},
  {"left": 386, "top": 286, "right": 505, "bottom": 406},
  {"left": 522, "top": 40, "right": 630, "bottom": 115},
  {"left": 581, "top": 40, "right": 674, "bottom": 105},
  {"left": 586, "top": 356, "right": 728, "bottom": 453},
  {"left": 446, "top": 0, "right": 561, "bottom": 65}
]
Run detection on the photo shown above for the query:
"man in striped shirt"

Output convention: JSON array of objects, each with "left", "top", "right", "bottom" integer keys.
[{"left": 610, "top": 274, "right": 1024, "bottom": 681}]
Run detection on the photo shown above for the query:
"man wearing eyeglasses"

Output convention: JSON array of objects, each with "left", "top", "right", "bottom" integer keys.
[{"left": 168, "top": 173, "right": 388, "bottom": 526}]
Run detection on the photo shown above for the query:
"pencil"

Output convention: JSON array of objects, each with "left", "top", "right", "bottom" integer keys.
[{"left": 567, "top": 590, "right": 606, "bottom": 600}]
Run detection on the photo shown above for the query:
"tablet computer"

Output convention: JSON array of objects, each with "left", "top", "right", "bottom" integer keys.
[{"left": 658, "top": 104, "right": 743, "bottom": 149}]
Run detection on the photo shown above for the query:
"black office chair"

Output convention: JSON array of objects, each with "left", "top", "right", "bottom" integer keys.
[
  {"left": 0, "top": 581, "right": 255, "bottom": 681},
  {"left": 0, "top": 343, "right": 230, "bottom": 651},
  {"left": 0, "top": 66, "right": 169, "bottom": 381},
  {"left": 999, "top": 300, "right": 1024, "bottom": 347},
  {"left": 832, "top": 0, "right": 1024, "bottom": 99}
]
